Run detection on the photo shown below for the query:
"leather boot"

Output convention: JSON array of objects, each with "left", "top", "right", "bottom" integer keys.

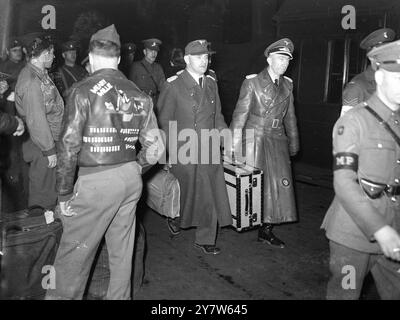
[{"left": 258, "top": 224, "right": 285, "bottom": 248}]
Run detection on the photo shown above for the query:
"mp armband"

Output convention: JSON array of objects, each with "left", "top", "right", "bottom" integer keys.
[{"left": 333, "top": 152, "right": 359, "bottom": 171}]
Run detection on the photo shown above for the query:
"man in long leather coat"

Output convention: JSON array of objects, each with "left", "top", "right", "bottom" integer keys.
[
  {"left": 45, "top": 25, "right": 164, "bottom": 300},
  {"left": 321, "top": 40, "right": 400, "bottom": 300},
  {"left": 157, "top": 39, "right": 232, "bottom": 255},
  {"left": 230, "top": 38, "right": 299, "bottom": 248}
]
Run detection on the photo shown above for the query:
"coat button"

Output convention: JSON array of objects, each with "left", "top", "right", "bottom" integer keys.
[
  {"left": 395, "top": 120, "right": 399, "bottom": 125},
  {"left": 397, "top": 159, "right": 400, "bottom": 164},
  {"left": 377, "top": 143, "right": 383, "bottom": 148},
  {"left": 391, "top": 196, "right": 397, "bottom": 202},
  {"left": 395, "top": 178, "right": 400, "bottom": 183},
  {"left": 211, "top": 100, "right": 214, "bottom": 103}
]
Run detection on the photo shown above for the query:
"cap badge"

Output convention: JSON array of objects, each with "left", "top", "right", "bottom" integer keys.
[
  {"left": 284, "top": 40, "right": 289, "bottom": 45},
  {"left": 384, "top": 32, "right": 388, "bottom": 39}
]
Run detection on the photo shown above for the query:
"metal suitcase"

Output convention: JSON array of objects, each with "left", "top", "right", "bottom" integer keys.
[{"left": 223, "top": 158, "right": 264, "bottom": 232}]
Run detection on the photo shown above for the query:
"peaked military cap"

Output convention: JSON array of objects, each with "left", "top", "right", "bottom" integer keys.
[
  {"left": 122, "top": 42, "right": 136, "bottom": 53},
  {"left": 264, "top": 38, "right": 294, "bottom": 59},
  {"left": 360, "top": 28, "right": 395, "bottom": 52},
  {"left": 142, "top": 38, "right": 162, "bottom": 51},
  {"left": 61, "top": 40, "right": 78, "bottom": 53},
  {"left": 367, "top": 39, "right": 400, "bottom": 72},
  {"left": 185, "top": 39, "right": 215, "bottom": 55},
  {"left": 90, "top": 24, "right": 121, "bottom": 47},
  {"left": 8, "top": 37, "right": 22, "bottom": 49}
]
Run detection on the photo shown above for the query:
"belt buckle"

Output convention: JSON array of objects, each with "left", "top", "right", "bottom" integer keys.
[{"left": 272, "top": 119, "right": 279, "bottom": 128}]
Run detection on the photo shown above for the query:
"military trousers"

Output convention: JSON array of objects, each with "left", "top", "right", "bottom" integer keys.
[
  {"left": 46, "top": 161, "right": 142, "bottom": 300},
  {"left": 22, "top": 138, "right": 57, "bottom": 209},
  {"left": 327, "top": 240, "right": 400, "bottom": 300},
  {"left": 86, "top": 222, "right": 146, "bottom": 299}
]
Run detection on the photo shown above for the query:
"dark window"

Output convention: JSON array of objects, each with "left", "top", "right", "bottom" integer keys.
[
  {"left": 348, "top": 39, "right": 367, "bottom": 80},
  {"left": 326, "top": 39, "right": 345, "bottom": 104},
  {"left": 325, "top": 38, "right": 367, "bottom": 104}
]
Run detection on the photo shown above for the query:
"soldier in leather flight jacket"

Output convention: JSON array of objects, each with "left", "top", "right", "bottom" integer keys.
[
  {"left": 322, "top": 40, "right": 400, "bottom": 300},
  {"left": 230, "top": 38, "right": 299, "bottom": 249},
  {"left": 46, "top": 25, "right": 164, "bottom": 300},
  {"left": 15, "top": 34, "right": 64, "bottom": 209}
]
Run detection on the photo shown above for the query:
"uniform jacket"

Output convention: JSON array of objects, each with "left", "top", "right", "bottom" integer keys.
[
  {"left": 0, "top": 111, "right": 17, "bottom": 134},
  {"left": 56, "top": 64, "right": 88, "bottom": 96},
  {"left": 157, "top": 69, "right": 232, "bottom": 228},
  {"left": 129, "top": 58, "right": 165, "bottom": 97},
  {"left": 57, "top": 68, "right": 164, "bottom": 201},
  {"left": 341, "top": 66, "right": 375, "bottom": 116},
  {"left": 322, "top": 93, "right": 400, "bottom": 253},
  {"left": 15, "top": 63, "right": 64, "bottom": 156},
  {"left": 230, "top": 67, "right": 299, "bottom": 223}
]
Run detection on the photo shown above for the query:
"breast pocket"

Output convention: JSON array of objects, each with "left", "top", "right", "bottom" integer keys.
[{"left": 360, "top": 138, "right": 396, "bottom": 181}]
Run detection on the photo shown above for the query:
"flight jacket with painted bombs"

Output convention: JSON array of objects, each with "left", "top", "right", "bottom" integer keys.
[{"left": 57, "top": 68, "right": 164, "bottom": 201}]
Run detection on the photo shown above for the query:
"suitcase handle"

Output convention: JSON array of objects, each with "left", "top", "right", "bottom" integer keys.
[{"left": 245, "top": 190, "right": 249, "bottom": 215}]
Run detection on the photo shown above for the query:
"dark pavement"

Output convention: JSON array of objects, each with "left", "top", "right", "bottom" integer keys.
[{"left": 134, "top": 177, "right": 335, "bottom": 300}]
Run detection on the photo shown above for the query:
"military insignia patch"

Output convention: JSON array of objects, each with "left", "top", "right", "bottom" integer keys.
[
  {"left": 337, "top": 126, "right": 344, "bottom": 135},
  {"left": 281, "top": 178, "right": 290, "bottom": 187}
]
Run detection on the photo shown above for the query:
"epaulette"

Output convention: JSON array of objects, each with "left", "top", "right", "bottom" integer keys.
[
  {"left": 283, "top": 76, "right": 292, "bottom": 82},
  {"left": 176, "top": 69, "right": 184, "bottom": 75},
  {"left": 245, "top": 74, "right": 257, "bottom": 79},
  {"left": 167, "top": 75, "right": 178, "bottom": 82},
  {"left": 206, "top": 74, "right": 216, "bottom": 81}
]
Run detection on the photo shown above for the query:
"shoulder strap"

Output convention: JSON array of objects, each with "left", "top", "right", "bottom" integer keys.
[
  {"left": 61, "top": 66, "right": 79, "bottom": 83},
  {"left": 140, "top": 61, "right": 159, "bottom": 91},
  {"left": 365, "top": 105, "right": 400, "bottom": 147}
]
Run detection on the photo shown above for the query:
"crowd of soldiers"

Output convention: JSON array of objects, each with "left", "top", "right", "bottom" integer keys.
[{"left": 0, "top": 23, "right": 399, "bottom": 300}]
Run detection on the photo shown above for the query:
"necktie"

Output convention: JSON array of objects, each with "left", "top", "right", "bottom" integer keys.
[
  {"left": 274, "top": 79, "right": 279, "bottom": 86},
  {"left": 199, "top": 77, "right": 203, "bottom": 88}
]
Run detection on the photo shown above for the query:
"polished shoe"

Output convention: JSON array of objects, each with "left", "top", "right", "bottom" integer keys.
[
  {"left": 258, "top": 229, "right": 285, "bottom": 248},
  {"left": 194, "top": 243, "right": 221, "bottom": 255},
  {"left": 167, "top": 217, "right": 181, "bottom": 235}
]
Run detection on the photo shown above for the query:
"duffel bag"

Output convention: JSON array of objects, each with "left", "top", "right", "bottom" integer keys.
[{"left": 145, "top": 168, "right": 180, "bottom": 219}]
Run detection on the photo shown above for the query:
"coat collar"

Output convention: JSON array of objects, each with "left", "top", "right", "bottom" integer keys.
[
  {"left": 179, "top": 69, "right": 200, "bottom": 90},
  {"left": 367, "top": 93, "right": 400, "bottom": 121}
]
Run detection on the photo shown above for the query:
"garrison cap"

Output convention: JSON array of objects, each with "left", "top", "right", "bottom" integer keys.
[
  {"left": 360, "top": 28, "right": 395, "bottom": 52},
  {"left": 122, "top": 42, "right": 136, "bottom": 53},
  {"left": 367, "top": 39, "right": 400, "bottom": 72},
  {"left": 264, "top": 38, "right": 294, "bottom": 59},
  {"left": 185, "top": 39, "right": 215, "bottom": 55},
  {"left": 142, "top": 38, "right": 162, "bottom": 51},
  {"left": 90, "top": 24, "right": 121, "bottom": 47},
  {"left": 61, "top": 40, "right": 78, "bottom": 53},
  {"left": 8, "top": 37, "right": 22, "bottom": 49}
]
